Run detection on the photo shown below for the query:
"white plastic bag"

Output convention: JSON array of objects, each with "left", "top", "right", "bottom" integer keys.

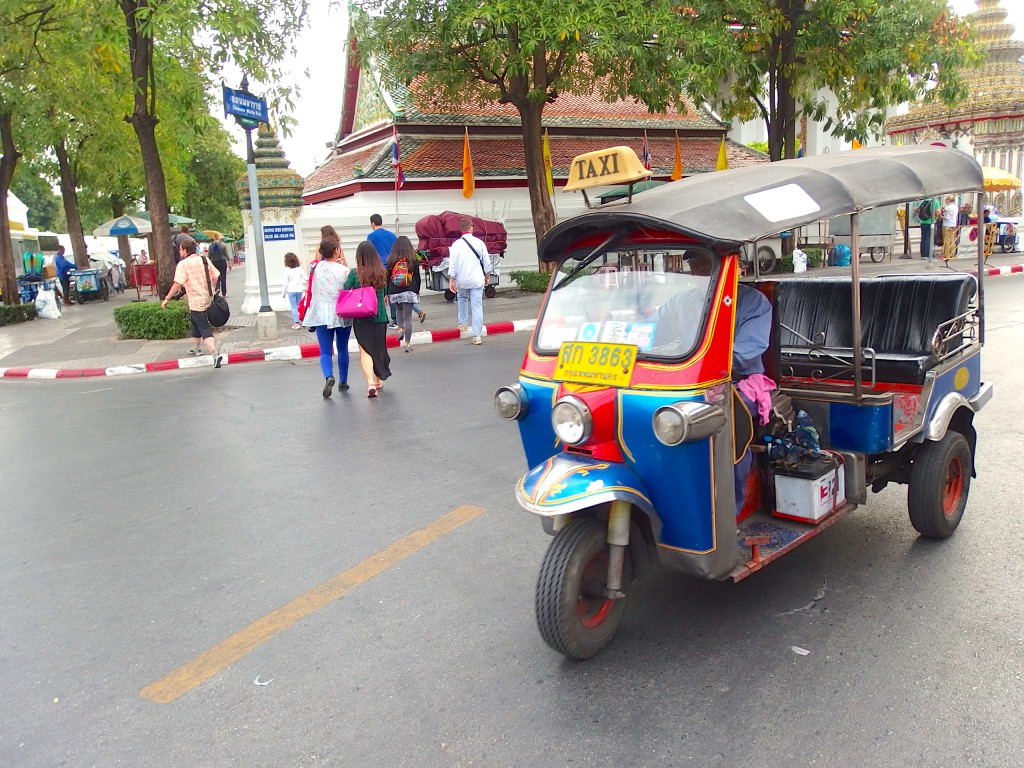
[
  {"left": 35, "top": 288, "right": 62, "bottom": 319},
  {"left": 792, "top": 248, "right": 808, "bottom": 273}
]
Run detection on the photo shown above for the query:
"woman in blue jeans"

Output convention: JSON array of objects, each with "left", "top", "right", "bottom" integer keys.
[{"left": 300, "top": 237, "right": 351, "bottom": 398}]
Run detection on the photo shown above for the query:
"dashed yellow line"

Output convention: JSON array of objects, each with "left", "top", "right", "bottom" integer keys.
[{"left": 140, "top": 504, "right": 486, "bottom": 704}]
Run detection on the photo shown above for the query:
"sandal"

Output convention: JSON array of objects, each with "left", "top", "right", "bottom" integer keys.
[
  {"left": 367, "top": 386, "right": 377, "bottom": 398},
  {"left": 417, "top": 310, "right": 426, "bottom": 323}
]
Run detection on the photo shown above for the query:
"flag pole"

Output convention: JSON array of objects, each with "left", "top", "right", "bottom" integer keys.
[{"left": 394, "top": 177, "right": 400, "bottom": 234}]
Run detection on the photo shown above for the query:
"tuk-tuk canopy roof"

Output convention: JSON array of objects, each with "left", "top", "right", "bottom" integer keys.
[{"left": 540, "top": 145, "right": 984, "bottom": 260}]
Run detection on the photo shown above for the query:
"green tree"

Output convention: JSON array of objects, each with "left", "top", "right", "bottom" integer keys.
[
  {"left": 690, "top": 0, "right": 978, "bottom": 160},
  {"left": 352, "top": 0, "right": 728, "bottom": 262},
  {"left": 180, "top": 122, "right": 245, "bottom": 235},
  {"left": 11, "top": 167, "right": 60, "bottom": 231},
  {"left": 104, "top": 0, "right": 308, "bottom": 295}
]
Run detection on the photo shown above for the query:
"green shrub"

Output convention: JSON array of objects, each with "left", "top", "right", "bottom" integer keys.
[
  {"left": 509, "top": 270, "right": 551, "bottom": 293},
  {"left": 114, "top": 300, "right": 190, "bottom": 339},
  {"left": 0, "top": 304, "right": 37, "bottom": 325},
  {"left": 777, "top": 248, "right": 826, "bottom": 273}
]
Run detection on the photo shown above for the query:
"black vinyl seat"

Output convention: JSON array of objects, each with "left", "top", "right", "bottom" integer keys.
[{"left": 761, "top": 274, "right": 976, "bottom": 385}]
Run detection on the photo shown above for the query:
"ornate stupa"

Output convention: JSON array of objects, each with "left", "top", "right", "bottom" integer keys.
[
  {"left": 887, "top": 0, "right": 1024, "bottom": 213},
  {"left": 236, "top": 123, "right": 305, "bottom": 210}
]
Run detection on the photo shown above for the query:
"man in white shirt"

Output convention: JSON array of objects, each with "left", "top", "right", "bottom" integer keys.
[
  {"left": 447, "top": 217, "right": 488, "bottom": 344},
  {"left": 941, "top": 195, "right": 959, "bottom": 261}
]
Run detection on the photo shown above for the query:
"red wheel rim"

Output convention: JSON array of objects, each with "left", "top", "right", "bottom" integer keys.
[
  {"left": 943, "top": 455, "right": 964, "bottom": 516},
  {"left": 576, "top": 551, "right": 614, "bottom": 629}
]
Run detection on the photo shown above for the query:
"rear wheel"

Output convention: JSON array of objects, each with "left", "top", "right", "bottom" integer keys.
[
  {"left": 484, "top": 285, "right": 496, "bottom": 298},
  {"left": 756, "top": 246, "right": 777, "bottom": 274},
  {"left": 908, "top": 432, "right": 971, "bottom": 538},
  {"left": 535, "top": 517, "right": 631, "bottom": 659},
  {"left": 869, "top": 248, "right": 886, "bottom": 263}
]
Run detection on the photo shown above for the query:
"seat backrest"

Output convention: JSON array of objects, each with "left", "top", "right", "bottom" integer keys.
[
  {"left": 775, "top": 278, "right": 855, "bottom": 348},
  {"left": 860, "top": 274, "right": 976, "bottom": 354}
]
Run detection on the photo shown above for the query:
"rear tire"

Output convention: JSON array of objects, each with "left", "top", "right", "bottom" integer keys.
[
  {"left": 908, "top": 432, "right": 971, "bottom": 539},
  {"left": 870, "top": 248, "right": 886, "bottom": 263},
  {"left": 484, "top": 285, "right": 496, "bottom": 298},
  {"left": 535, "top": 517, "right": 631, "bottom": 659},
  {"left": 756, "top": 246, "right": 777, "bottom": 274}
]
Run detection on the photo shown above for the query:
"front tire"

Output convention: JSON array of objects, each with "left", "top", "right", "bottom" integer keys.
[
  {"left": 908, "top": 432, "right": 972, "bottom": 539},
  {"left": 535, "top": 517, "right": 631, "bottom": 659},
  {"left": 870, "top": 248, "right": 886, "bottom": 263},
  {"left": 756, "top": 245, "right": 777, "bottom": 274}
]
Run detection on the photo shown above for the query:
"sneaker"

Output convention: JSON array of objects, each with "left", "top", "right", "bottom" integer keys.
[
  {"left": 388, "top": 323, "right": 399, "bottom": 329},
  {"left": 404, "top": 345, "right": 413, "bottom": 353},
  {"left": 458, "top": 323, "right": 468, "bottom": 332},
  {"left": 417, "top": 310, "right": 426, "bottom": 323},
  {"left": 214, "top": 354, "right": 224, "bottom": 369},
  {"left": 291, "top": 323, "right": 301, "bottom": 330},
  {"left": 187, "top": 348, "right": 202, "bottom": 356},
  {"left": 472, "top": 336, "right": 482, "bottom": 345},
  {"left": 339, "top": 381, "right": 350, "bottom": 391},
  {"left": 323, "top": 375, "right": 335, "bottom": 398}
]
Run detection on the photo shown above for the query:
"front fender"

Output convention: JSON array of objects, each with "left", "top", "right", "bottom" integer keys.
[{"left": 516, "top": 453, "right": 658, "bottom": 523}]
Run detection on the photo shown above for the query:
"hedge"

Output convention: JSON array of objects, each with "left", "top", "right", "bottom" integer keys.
[
  {"left": 0, "top": 304, "right": 37, "bottom": 326},
  {"left": 114, "top": 299, "right": 190, "bottom": 339},
  {"left": 508, "top": 270, "right": 552, "bottom": 293},
  {"left": 776, "top": 247, "right": 826, "bottom": 273}
]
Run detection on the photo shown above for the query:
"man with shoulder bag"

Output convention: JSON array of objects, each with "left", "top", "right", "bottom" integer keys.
[
  {"left": 447, "top": 217, "right": 489, "bottom": 345},
  {"left": 160, "top": 236, "right": 226, "bottom": 367}
]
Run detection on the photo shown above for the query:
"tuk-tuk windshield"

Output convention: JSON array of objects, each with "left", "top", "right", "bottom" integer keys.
[{"left": 535, "top": 247, "right": 718, "bottom": 361}]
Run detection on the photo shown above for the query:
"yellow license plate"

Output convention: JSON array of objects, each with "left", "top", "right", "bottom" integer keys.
[{"left": 554, "top": 342, "right": 638, "bottom": 387}]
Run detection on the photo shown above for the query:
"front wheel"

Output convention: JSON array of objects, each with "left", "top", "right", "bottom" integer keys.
[
  {"left": 908, "top": 432, "right": 972, "bottom": 538},
  {"left": 484, "top": 285, "right": 496, "bottom": 299},
  {"left": 870, "top": 248, "right": 886, "bottom": 263},
  {"left": 756, "top": 245, "right": 777, "bottom": 274},
  {"left": 535, "top": 517, "right": 631, "bottom": 659}
]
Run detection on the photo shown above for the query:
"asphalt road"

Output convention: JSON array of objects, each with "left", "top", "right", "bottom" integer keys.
[{"left": 2, "top": 278, "right": 1023, "bottom": 767}]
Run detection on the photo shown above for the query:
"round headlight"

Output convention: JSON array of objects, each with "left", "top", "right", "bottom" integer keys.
[
  {"left": 652, "top": 407, "right": 686, "bottom": 446},
  {"left": 494, "top": 384, "right": 527, "bottom": 420},
  {"left": 551, "top": 396, "right": 592, "bottom": 446}
]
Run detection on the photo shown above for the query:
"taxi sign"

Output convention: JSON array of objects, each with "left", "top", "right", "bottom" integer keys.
[
  {"left": 553, "top": 341, "right": 638, "bottom": 388},
  {"left": 563, "top": 146, "right": 651, "bottom": 193}
]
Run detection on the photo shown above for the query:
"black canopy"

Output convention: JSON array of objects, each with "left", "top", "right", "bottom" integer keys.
[{"left": 540, "top": 145, "right": 984, "bottom": 259}]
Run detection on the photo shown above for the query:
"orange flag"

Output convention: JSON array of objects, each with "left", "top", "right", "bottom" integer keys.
[
  {"left": 851, "top": 139, "right": 862, "bottom": 150},
  {"left": 462, "top": 127, "right": 475, "bottom": 199},
  {"left": 671, "top": 131, "right": 682, "bottom": 180}
]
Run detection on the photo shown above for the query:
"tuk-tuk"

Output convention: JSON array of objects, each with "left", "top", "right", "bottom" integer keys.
[{"left": 495, "top": 145, "right": 992, "bottom": 659}]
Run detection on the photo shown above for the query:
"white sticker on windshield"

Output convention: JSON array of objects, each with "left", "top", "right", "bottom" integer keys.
[{"left": 744, "top": 184, "right": 820, "bottom": 223}]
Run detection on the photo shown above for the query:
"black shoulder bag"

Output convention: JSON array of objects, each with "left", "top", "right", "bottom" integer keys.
[{"left": 202, "top": 256, "right": 231, "bottom": 327}]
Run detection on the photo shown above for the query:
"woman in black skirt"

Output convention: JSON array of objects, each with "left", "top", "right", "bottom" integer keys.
[{"left": 344, "top": 241, "right": 392, "bottom": 397}]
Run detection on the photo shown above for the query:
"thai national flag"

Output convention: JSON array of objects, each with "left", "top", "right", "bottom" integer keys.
[
  {"left": 641, "top": 130, "right": 651, "bottom": 170},
  {"left": 391, "top": 126, "right": 404, "bottom": 189}
]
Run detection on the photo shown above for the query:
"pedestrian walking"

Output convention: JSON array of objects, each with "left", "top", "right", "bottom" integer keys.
[
  {"left": 367, "top": 213, "right": 400, "bottom": 328},
  {"left": 344, "top": 241, "right": 391, "bottom": 397},
  {"left": 386, "top": 236, "right": 421, "bottom": 353},
  {"left": 160, "top": 236, "right": 223, "bottom": 367},
  {"left": 941, "top": 195, "right": 959, "bottom": 261},
  {"left": 281, "top": 252, "right": 307, "bottom": 329},
  {"left": 301, "top": 237, "right": 352, "bottom": 398},
  {"left": 208, "top": 233, "right": 230, "bottom": 296},
  {"left": 447, "top": 217, "right": 488, "bottom": 345}
]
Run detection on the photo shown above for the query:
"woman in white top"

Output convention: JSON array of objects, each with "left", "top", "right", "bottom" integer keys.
[
  {"left": 282, "top": 252, "right": 307, "bottom": 329},
  {"left": 301, "top": 237, "right": 351, "bottom": 398},
  {"left": 941, "top": 195, "right": 959, "bottom": 261}
]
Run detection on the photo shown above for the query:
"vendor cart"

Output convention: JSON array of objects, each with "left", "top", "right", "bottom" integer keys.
[
  {"left": 829, "top": 205, "right": 898, "bottom": 262},
  {"left": 415, "top": 211, "right": 507, "bottom": 300},
  {"left": 70, "top": 268, "right": 109, "bottom": 303}
]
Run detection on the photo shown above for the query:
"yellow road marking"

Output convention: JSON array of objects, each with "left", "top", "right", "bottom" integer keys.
[{"left": 140, "top": 504, "right": 486, "bottom": 704}]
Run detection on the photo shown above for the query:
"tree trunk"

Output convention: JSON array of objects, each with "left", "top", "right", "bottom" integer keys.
[
  {"left": 121, "top": 0, "right": 174, "bottom": 298},
  {"left": 54, "top": 138, "right": 89, "bottom": 267},
  {"left": 516, "top": 100, "right": 556, "bottom": 270},
  {"left": 0, "top": 111, "right": 22, "bottom": 306},
  {"left": 111, "top": 196, "right": 133, "bottom": 287}
]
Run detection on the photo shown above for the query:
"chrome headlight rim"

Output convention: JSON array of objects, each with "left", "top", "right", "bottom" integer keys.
[
  {"left": 551, "top": 395, "right": 593, "bottom": 446},
  {"left": 494, "top": 383, "right": 528, "bottom": 420}
]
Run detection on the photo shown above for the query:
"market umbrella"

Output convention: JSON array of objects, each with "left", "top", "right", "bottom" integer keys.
[
  {"left": 93, "top": 215, "right": 153, "bottom": 237},
  {"left": 134, "top": 211, "right": 196, "bottom": 225},
  {"left": 981, "top": 166, "right": 1022, "bottom": 192},
  {"left": 597, "top": 179, "right": 668, "bottom": 203}
]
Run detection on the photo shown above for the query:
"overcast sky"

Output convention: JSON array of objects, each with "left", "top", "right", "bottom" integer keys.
[{"left": 259, "top": 1, "right": 1024, "bottom": 179}]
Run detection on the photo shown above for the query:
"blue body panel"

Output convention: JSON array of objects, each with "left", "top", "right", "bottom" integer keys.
[
  {"left": 829, "top": 401, "right": 893, "bottom": 453},
  {"left": 925, "top": 351, "right": 982, "bottom": 426},
  {"left": 516, "top": 378, "right": 561, "bottom": 468}
]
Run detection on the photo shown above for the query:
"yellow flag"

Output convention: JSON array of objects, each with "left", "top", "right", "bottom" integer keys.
[
  {"left": 462, "top": 127, "right": 475, "bottom": 199},
  {"left": 671, "top": 131, "right": 682, "bottom": 180},
  {"left": 542, "top": 129, "right": 553, "bottom": 196},
  {"left": 715, "top": 138, "right": 729, "bottom": 171},
  {"left": 851, "top": 139, "right": 862, "bottom": 150}
]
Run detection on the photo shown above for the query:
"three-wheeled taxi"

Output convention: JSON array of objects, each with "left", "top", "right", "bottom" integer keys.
[{"left": 495, "top": 145, "right": 993, "bottom": 659}]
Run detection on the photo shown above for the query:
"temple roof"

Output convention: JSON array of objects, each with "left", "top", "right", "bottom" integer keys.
[
  {"left": 303, "top": 43, "right": 765, "bottom": 202},
  {"left": 887, "top": 0, "right": 1024, "bottom": 134}
]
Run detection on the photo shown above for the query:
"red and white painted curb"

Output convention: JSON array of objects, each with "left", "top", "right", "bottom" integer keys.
[
  {"left": 0, "top": 319, "right": 537, "bottom": 380},
  {"left": 979, "top": 263, "right": 1024, "bottom": 277}
]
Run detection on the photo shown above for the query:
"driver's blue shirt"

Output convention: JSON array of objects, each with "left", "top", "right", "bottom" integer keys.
[{"left": 733, "top": 284, "right": 772, "bottom": 378}]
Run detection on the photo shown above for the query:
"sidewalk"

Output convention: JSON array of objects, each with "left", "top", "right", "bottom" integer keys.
[{"left": 1, "top": 249, "right": 1020, "bottom": 378}]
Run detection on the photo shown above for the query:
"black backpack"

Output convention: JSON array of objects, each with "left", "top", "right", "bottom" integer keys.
[{"left": 917, "top": 200, "right": 933, "bottom": 220}]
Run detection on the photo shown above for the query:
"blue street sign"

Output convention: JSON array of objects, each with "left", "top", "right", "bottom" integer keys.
[
  {"left": 264, "top": 225, "right": 295, "bottom": 242},
  {"left": 223, "top": 85, "right": 269, "bottom": 123}
]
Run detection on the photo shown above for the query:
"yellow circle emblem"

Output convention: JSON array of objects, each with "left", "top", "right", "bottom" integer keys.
[{"left": 953, "top": 367, "right": 970, "bottom": 390}]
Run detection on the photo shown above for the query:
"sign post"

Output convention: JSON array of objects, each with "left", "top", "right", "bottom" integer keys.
[{"left": 224, "top": 76, "right": 273, "bottom": 320}]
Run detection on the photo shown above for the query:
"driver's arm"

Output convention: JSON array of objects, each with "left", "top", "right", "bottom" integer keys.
[{"left": 733, "top": 286, "right": 772, "bottom": 377}]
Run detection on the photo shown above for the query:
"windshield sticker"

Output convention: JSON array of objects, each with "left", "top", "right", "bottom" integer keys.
[
  {"left": 578, "top": 322, "right": 602, "bottom": 342},
  {"left": 599, "top": 320, "right": 655, "bottom": 350},
  {"left": 744, "top": 183, "right": 821, "bottom": 223},
  {"left": 539, "top": 324, "right": 581, "bottom": 348}
]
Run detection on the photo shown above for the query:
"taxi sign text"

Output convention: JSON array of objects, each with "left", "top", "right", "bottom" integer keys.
[{"left": 574, "top": 151, "right": 621, "bottom": 181}]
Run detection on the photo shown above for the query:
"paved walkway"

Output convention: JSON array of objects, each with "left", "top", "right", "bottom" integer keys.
[{"left": 1, "top": 249, "right": 1020, "bottom": 379}]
